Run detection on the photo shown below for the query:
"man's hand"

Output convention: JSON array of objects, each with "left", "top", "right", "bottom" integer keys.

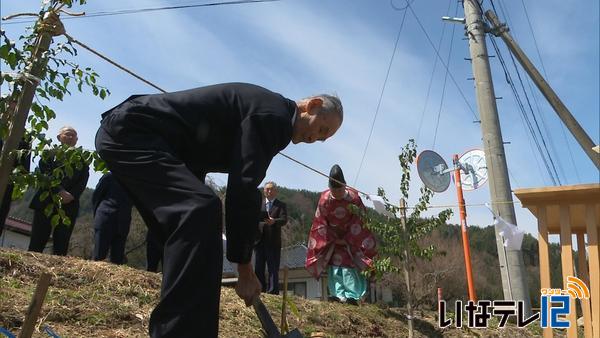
[
  {"left": 58, "top": 190, "right": 74, "bottom": 204},
  {"left": 265, "top": 217, "right": 275, "bottom": 226},
  {"left": 235, "top": 263, "right": 261, "bottom": 306}
]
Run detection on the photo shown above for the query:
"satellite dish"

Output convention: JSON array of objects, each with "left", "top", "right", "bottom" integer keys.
[
  {"left": 458, "top": 149, "right": 488, "bottom": 191},
  {"left": 417, "top": 150, "right": 451, "bottom": 193}
]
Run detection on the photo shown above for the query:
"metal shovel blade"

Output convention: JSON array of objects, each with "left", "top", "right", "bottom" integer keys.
[{"left": 252, "top": 297, "right": 304, "bottom": 338}]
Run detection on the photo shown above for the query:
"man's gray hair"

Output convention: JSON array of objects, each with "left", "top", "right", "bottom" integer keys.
[
  {"left": 305, "top": 94, "right": 343, "bottom": 122},
  {"left": 264, "top": 181, "right": 277, "bottom": 188}
]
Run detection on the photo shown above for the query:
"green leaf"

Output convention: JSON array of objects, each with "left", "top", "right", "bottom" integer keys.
[
  {"left": 40, "top": 191, "right": 49, "bottom": 201},
  {"left": 99, "top": 88, "right": 106, "bottom": 99},
  {"left": 286, "top": 297, "right": 299, "bottom": 317},
  {"left": 65, "top": 164, "right": 74, "bottom": 178},
  {"left": 0, "top": 43, "right": 10, "bottom": 59},
  {"left": 51, "top": 214, "right": 60, "bottom": 227},
  {"left": 62, "top": 216, "right": 72, "bottom": 226},
  {"left": 44, "top": 203, "right": 54, "bottom": 217}
]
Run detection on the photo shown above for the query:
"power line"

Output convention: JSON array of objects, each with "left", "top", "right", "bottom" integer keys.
[
  {"left": 517, "top": 0, "right": 580, "bottom": 182},
  {"left": 405, "top": 1, "right": 479, "bottom": 121},
  {"left": 353, "top": 6, "right": 409, "bottom": 186},
  {"left": 488, "top": 36, "right": 560, "bottom": 185},
  {"left": 491, "top": 0, "right": 578, "bottom": 183},
  {"left": 1, "top": 0, "right": 283, "bottom": 25},
  {"left": 486, "top": 0, "right": 562, "bottom": 185},
  {"left": 432, "top": 0, "right": 459, "bottom": 149},
  {"left": 415, "top": 0, "right": 453, "bottom": 145},
  {"left": 506, "top": 49, "right": 562, "bottom": 185}
]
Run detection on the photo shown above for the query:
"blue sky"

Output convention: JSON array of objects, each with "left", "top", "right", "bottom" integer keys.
[{"left": 1, "top": 0, "right": 598, "bottom": 235}]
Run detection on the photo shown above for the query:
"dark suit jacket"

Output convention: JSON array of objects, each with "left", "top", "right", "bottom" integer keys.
[
  {"left": 29, "top": 153, "right": 90, "bottom": 215},
  {"left": 92, "top": 172, "right": 132, "bottom": 223},
  {"left": 258, "top": 198, "right": 287, "bottom": 249},
  {"left": 100, "top": 83, "right": 296, "bottom": 263}
]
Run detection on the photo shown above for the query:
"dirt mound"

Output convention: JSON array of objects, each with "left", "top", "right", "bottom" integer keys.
[{"left": 1, "top": 248, "right": 544, "bottom": 337}]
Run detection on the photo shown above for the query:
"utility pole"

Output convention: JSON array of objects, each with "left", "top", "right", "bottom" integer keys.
[
  {"left": 462, "top": 0, "right": 532, "bottom": 314},
  {"left": 485, "top": 10, "right": 600, "bottom": 170}
]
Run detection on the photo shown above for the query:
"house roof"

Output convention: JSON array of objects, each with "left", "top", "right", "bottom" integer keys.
[
  {"left": 280, "top": 244, "right": 308, "bottom": 269},
  {"left": 3, "top": 217, "right": 32, "bottom": 235}
]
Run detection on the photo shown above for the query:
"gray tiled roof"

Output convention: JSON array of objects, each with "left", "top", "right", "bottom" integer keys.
[
  {"left": 279, "top": 244, "right": 308, "bottom": 269},
  {"left": 222, "top": 238, "right": 308, "bottom": 275}
]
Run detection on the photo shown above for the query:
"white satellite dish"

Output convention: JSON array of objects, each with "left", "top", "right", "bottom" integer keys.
[
  {"left": 417, "top": 150, "right": 451, "bottom": 193},
  {"left": 458, "top": 149, "right": 488, "bottom": 191}
]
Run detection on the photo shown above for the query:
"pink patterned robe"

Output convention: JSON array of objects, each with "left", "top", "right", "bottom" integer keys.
[{"left": 305, "top": 188, "right": 377, "bottom": 279}]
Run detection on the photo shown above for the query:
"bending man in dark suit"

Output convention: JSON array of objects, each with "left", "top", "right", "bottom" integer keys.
[
  {"left": 92, "top": 172, "right": 133, "bottom": 264},
  {"left": 29, "top": 126, "right": 89, "bottom": 255},
  {"left": 254, "top": 181, "right": 287, "bottom": 295},
  {"left": 95, "top": 82, "right": 343, "bottom": 338},
  {"left": 0, "top": 138, "right": 30, "bottom": 236}
]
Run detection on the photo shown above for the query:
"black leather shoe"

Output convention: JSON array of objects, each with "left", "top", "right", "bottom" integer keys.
[
  {"left": 328, "top": 296, "right": 342, "bottom": 303},
  {"left": 346, "top": 298, "right": 359, "bottom": 306}
]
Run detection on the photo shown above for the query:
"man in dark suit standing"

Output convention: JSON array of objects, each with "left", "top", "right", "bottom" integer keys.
[
  {"left": 92, "top": 172, "right": 133, "bottom": 264},
  {"left": 254, "top": 181, "right": 287, "bottom": 295},
  {"left": 29, "top": 126, "right": 89, "bottom": 255},
  {"left": 95, "top": 83, "right": 343, "bottom": 338}
]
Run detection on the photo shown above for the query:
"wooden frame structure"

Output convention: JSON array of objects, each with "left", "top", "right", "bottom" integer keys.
[{"left": 515, "top": 184, "right": 599, "bottom": 338}]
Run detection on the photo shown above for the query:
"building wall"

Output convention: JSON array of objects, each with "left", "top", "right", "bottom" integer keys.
[
  {"left": 280, "top": 268, "right": 322, "bottom": 300},
  {"left": 0, "top": 230, "right": 30, "bottom": 251}
]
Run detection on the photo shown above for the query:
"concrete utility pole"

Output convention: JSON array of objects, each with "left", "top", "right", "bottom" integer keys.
[
  {"left": 462, "top": 0, "right": 532, "bottom": 314},
  {"left": 485, "top": 10, "right": 600, "bottom": 170}
]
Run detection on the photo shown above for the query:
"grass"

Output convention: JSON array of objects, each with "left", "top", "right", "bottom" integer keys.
[{"left": 0, "top": 248, "right": 569, "bottom": 337}]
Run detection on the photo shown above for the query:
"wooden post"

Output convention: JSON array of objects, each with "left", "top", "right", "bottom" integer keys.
[
  {"left": 320, "top": 274, "right": 326, "bottom": 301},
  {"left": 559, "top": 205, "right": 577, "bottom": 338},
  {"left": 19, "top": 273, "right": 52, "bottom": 338},
  {"left": 537, "top": 206, "right": 552, "bottom": 338},
  {"left": 576, "top": 233, "right": 593, "bottom": 338},
  {"left": 585, "top": 205, "right": 600, "bottom": 338},
  {"left": 280, "top": 266, "right": 289, "bottom": 334},
  {"left": 0, "top": 11, "right": 63, "bottom": 206},
  {"left": 399, "top": 198, "right": 413, "bottom": 338}
]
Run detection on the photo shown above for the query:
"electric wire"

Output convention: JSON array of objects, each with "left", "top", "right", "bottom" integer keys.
[
  {"left": 518, "top": 0, "right": 580, "bottom": 182},
  {"left": 353, "top": 5, "right": 409, "bottom": 186},
  {"left": 505, "top": 49, "right": 562, "bottom": 185},
  {"left": 490, "top": 0, "right": 566, "bottom": 183},
  {"left": 432, "top": 0, "right": 459, "bottom": 149},
  {"left": 1, "top": 0, "right": 284, "bottom": 25},
  {"left": 485, "top": 0, "right": 561, "bottom": 185},
  {"left": 415, "top": 0, "right": 453, "bottom": 145},
  {"left": 488, "top": 36, "right": 559, "bottom": 185},
  {"left": 403, "top": 1, "right": 480, "bottom": 122}
]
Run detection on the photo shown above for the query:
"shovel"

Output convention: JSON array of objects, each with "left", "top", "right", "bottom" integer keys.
[{"left": 252, "top": 297, "right": 304, "bottom": 338}]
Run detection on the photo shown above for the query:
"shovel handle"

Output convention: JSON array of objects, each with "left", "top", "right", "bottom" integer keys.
[{"left": 253, "top": 297, "right": 281, "bottom": 338}]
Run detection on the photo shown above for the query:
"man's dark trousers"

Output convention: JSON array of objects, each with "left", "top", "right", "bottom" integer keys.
[
  {"left": 254, "top": 238, "right": 281, "bottom": 294},
  {"left": 254, "top": 199, "right": 286, "bottom": 294},
  {"left": 96, "top": 127, "right": 223, "bottom": 338},
  {"left": 93, "top": 207, "right": 131, "bottom": 264},
  {"left": 29, "top": 205, "right": 78, "bottom": 255}
]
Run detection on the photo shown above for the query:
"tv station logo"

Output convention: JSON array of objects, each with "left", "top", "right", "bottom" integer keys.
[{"left": 438, "top": 276, "right": 590, "bottom": 329}]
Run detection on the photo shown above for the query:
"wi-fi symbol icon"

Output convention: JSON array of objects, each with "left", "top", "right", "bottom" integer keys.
[{"left": 566, "top": 276, "right": 590, "bottom": 299}]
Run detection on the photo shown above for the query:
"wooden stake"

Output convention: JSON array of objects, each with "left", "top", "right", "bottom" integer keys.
[
  {"left": 281, "top": 266, "right": 289, "bottom": 334},
  {"left": 19, "top": 272, "right": 51, "bottom": 338}
]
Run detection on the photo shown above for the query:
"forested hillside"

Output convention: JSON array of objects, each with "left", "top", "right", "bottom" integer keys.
[{"left": 5, "top": 185, "right": 563, "bottom": 308}]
